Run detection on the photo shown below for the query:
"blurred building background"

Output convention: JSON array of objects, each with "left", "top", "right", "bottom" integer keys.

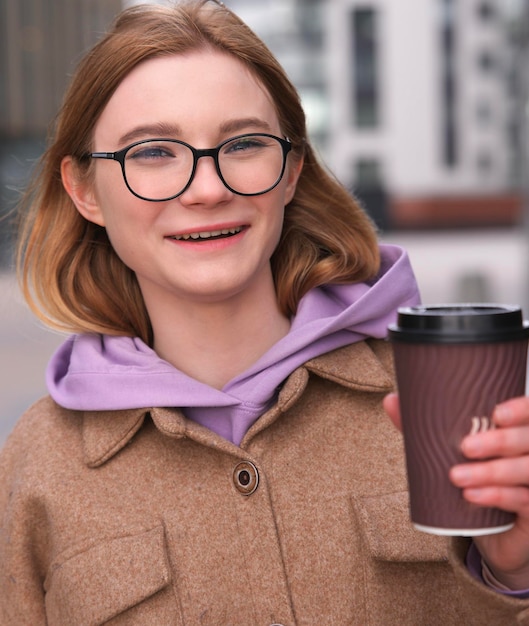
[
  {"left": 2, "top": 0, "right": 529, "bottom": 244},
  {"left": 0, "top": 0, "right": 121, "bottom": 265},
  {"left": 1, "top": 0, "right": 529, "bottom": 442},
  {"left": 227, "top": 0, "right": 529, "bottom": 231}
]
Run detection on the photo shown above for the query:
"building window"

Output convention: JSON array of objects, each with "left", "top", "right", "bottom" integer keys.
[
  {"left": 440, "top": 0, "right": 458, "bottom": 167},
  {"left": 475, "top": 99, "right": 493, "bottom": 125},
  {"left": 477, "top": 49, "right": 496, "bottom": 73},
  {"left": 353, "top": 158, "right": 388, "bottom": 229},
  {"left": 477, "top": 151, "right": 493, "bottom": 174},
  {"left": 351, "top": 8, "right": 379, "bottom": 128},
  {"left": 355, "top": 158, "right": 383, "bottom": 189},
  {"left": 1, "top": 0, "right": 122, "bottom": 136},
  {"left": 477, "top": 1, "right": 496, "bottom": 21}
]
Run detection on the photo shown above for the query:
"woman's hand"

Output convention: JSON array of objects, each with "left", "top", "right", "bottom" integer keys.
[{"left": 384, "top": 393, "right": 529, "bottom": 591}]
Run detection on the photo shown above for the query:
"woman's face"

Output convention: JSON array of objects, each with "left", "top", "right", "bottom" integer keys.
[{"left": 65, "top": 50, "right": 301, "bottom": 311}]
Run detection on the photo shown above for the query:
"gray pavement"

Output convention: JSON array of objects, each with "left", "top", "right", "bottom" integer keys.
[{"left": 1, "top": 227, "right": 528, "bottom": 447}]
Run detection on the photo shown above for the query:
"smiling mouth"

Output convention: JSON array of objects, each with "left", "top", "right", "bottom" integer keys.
[{"left": 169, "top": 226, "right": 244, "bottom": 242}]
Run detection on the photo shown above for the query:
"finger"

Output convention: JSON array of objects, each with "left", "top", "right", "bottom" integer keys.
[
  {"left": 461, "top": 426, "right": 529, "bottom": 459},
  {"left": 493, "top": 396, "right": 529, "bottom": 427},
  {"left": 450, "top": 456, "right": 529, "bottom": 489},
  {"left": 383, "top": 393, "right": 402, "bottom": 431},
  {"left": 460, "top": 485, "right": 529, "bottom": 514}
]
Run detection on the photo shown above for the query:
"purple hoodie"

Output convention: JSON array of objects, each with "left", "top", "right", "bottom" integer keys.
[{"left": 47, "top": 244, "right": 420, "bottom": 444}]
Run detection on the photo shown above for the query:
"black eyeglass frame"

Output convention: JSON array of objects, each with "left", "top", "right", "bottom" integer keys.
[{"left": 88, "top": 132, "right": 293, "bottom": 202}]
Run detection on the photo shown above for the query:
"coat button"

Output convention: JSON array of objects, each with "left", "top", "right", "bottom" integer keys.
[{"left": 233, "top": 461, "right": 259, "bottom": 495}]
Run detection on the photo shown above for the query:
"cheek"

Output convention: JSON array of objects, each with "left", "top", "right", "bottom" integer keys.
[
  {"left": 92, "top": 193, "right": 153, "bottom": 269},
  {"left": 102, "top": 219, "right": 140, "bottom": 270},
  {"left": 265, "top": 201, "right": 285, "bottom": 252},
  {"left": 283, "top": 159, "right": 302, "bottom": 204},
  {"left": 93, "top": 168, "right": 145, "bottom": 229},
  {"left": 92, "top": 164, "right": 130, "bottom": 212}
]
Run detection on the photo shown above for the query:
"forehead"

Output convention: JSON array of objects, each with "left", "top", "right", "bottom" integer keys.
[{"left": 94, "top": 50, "right": 279, "bottom": 146}]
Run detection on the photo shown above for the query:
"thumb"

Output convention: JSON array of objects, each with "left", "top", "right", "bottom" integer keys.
[{"left": 383, "top": 392, "right": 402, "bottom": 432}]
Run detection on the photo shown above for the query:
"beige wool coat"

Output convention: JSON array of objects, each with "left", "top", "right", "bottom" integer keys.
[{"left": 1, "top": 339, "right": 529, "bottom": 625}]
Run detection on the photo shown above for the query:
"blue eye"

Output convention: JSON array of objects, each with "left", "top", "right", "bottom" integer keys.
[
  {"left": 232, "top": 140, "right": 259, "bottom": 150},
  {"left": 224, "top": 137, "right": 268, "bottom": 155},
  {"left": 128, "top": 146, "right": 173, "bottom": 161}
]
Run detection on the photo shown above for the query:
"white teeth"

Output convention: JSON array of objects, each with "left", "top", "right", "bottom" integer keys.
[{"left": 173, "top": 227, "right": 242, "bottom": 241}]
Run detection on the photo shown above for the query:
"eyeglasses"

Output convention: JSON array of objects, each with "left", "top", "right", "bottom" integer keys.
[{"left": 88, "top": 133, "right": 292, "bottom": 202}]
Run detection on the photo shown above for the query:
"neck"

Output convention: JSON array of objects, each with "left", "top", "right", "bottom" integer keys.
[{"left": 143, "top": 280, "right": 291, "bottom": 390}]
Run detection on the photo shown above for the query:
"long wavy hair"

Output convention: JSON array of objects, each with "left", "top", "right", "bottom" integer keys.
[{"left": 17, "top": 0, "right": 380, "bottom": 345}]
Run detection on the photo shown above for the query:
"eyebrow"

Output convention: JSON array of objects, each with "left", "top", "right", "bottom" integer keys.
[
  {"left": 117, "top": 117, "right": 274, "bottom": 147},
  {"left": 118, "top": 123, "right": 182, "bottom": 147},
  {"left": 219, "top": 118, "right": 273, "bottom": 135}
]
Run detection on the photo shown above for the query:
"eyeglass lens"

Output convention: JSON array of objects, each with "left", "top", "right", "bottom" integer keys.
[{"left": 123, "top": 134, "right": 286, "bottom": 200}]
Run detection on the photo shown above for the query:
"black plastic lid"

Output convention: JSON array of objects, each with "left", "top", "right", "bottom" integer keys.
[{"left": 388, "top": 304, "right": 529, "bottom": 344}]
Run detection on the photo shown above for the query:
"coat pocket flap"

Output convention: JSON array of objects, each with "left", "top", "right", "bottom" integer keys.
[
  {"left": 353, "top": 491, "right": 449, "bottom": 562},
  {"left": 45, "top": 525, "right": 171, "bottom": 626}
]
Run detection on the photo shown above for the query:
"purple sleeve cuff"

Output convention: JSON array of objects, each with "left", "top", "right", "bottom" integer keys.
[{"left": 467, "top": 541, "right": 529, "bottom": 598}]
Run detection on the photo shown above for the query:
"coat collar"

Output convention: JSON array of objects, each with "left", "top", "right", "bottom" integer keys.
[
  {"left": 306, "top": 339, "right": 394, "bottom": 393},
  {"left": 82, "top": 340, "right": 394, "bottom": 467}
]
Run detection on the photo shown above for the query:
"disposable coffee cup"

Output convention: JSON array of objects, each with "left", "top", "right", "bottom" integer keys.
[{"left": 388, "top": 304, "right": 529, "bottom": 536}]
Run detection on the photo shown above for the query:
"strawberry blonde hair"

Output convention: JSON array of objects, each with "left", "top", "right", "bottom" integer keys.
[{"left": 17, "top": 0, "right": 379, "bottom": 345}]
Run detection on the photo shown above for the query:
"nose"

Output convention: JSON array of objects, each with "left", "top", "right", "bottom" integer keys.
[{"left": 178, "top": 154, "right": 233, "bottom": 206}]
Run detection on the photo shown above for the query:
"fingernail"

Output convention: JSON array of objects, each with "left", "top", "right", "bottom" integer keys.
[
  {"left": 450, "top": 465, "right": 472, "bottom": 485},
  {"left": 461, "top": 436, "right": 480, "bottom": 456},
  {"left": 464, "top": 488, "right": 485, "bottom": 502},
  {"left": 494, "top": 405, "right": 512, "bottom": 425}
]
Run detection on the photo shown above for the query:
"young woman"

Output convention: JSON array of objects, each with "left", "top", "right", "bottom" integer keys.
[{"left": 2, "top": 1, "right": 529, "bottom": 623}]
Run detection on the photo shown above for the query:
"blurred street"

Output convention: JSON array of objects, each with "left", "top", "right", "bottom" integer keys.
[{"left": 0, "top": 226, "right": 527, "bottom": 447}]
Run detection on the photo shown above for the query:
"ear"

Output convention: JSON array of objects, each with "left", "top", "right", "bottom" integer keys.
[
  {"left": 284, "top": 154, "right": 304, "bottom": 205},
  {"left": 61, "top": 156, "right": 106, "bottom": 227}
]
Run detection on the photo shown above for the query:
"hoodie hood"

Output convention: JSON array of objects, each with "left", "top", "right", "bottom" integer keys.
[{"left": 47, "top": 244, "right": 420, "bottom": 444}]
